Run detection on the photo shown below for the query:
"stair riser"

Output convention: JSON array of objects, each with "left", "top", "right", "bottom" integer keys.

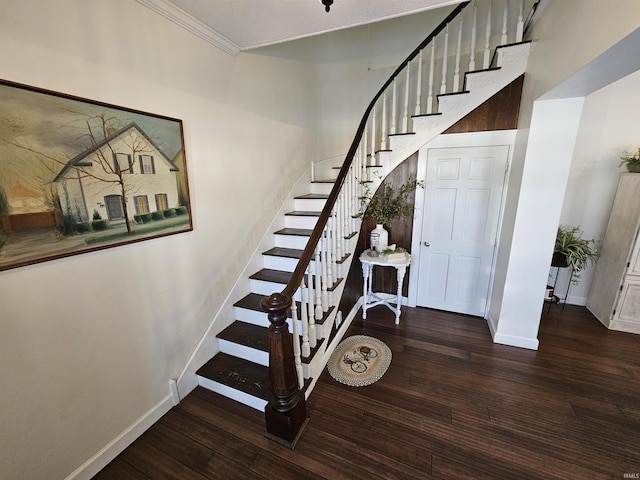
[
  {"left": 294, "top": 198, "right": 326, "bottom": 211},
  {"left": 233, "top": 307, "right": 314, "bottom": 335},
  {"left": 274, "top": 234, "right": 310, "bottom": 250},
  {"left": 262, "top": 255, "right": 317, "bottom": 272},
  {"left": 197, "top": 376, "right": 267, "bottom": 412},
  {"left": 285, "top": 215, "right": 319, "bottom": 230},
  {"left": 310, "top": 182, "right": 334, "bottom": 195},
  {"left": 219, "top": 339, "right": 269, "bottom": 366},
  {"left": 250, "top": 279, "right": 301, "bottom": 300}
]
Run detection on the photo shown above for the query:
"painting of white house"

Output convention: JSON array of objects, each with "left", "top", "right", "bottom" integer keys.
[{"left": 0, "top": 79, "right": 192, "bottom": 271}]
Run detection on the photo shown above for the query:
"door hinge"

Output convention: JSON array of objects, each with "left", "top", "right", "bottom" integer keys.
[{"left": 621, "top": 285, "right": 624, "bottom": 291}]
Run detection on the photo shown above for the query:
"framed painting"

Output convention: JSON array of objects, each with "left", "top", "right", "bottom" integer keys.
[{"left": 0, "top": 79, "right": 192, "bottom": 272}]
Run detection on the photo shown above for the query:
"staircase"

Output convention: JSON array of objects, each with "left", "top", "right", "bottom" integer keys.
[
  {"left": 192, "top": 0, "right": 535, "bottom": 435},
  {"left": 196, "top": 182, "right": 343, "bottom": 411}
]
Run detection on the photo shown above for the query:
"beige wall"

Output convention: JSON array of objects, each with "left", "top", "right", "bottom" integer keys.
[
  {"left": 0, "top": 1, "right": 444, "bottom": 478},
  {"left": 0, "top": 1, "right": 315, "bottom": 479}
]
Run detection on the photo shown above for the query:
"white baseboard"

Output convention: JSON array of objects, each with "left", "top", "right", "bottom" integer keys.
[
  {"left": 64, "top": 389, "right": 175, "bottom": 480},
  {"left": 486, "top": 313, "right": 539, "bottom": 350}
]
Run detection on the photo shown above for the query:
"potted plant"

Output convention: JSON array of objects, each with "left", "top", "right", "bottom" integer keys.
[
  {"left": 553, "top": 225, "right": 599, "bottom": 285},
  {"left": 359, "top": 177, "right": 423, "bottom": 252},
  {"left": 619, "top": 147, "right": 640, "bottom": 172}
]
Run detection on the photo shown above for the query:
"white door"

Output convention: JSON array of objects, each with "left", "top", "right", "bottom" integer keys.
[{"left": 416, "top": 145, "right": 509, "bottom": 316}]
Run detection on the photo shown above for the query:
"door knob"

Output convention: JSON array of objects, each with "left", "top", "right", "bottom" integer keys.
[{"left": 423, "top": 241, "right": 430, "bottom": 247}]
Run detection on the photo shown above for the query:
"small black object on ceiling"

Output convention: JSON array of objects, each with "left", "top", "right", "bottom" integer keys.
[{"left": 321, "top": 0, "right": 333, "bottom": 12}]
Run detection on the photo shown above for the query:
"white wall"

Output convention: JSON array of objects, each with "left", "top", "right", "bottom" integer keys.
[
  {"left": 556, "top": 69, "right": 640, "bottom": 304},
  {"left": 0, "top": 1, "right": 444, "bottom": 478},
  {"left": 0, "top": 1, "right": 315, "bottom": 479},
  {"left": 489, "top": 0, "right": 640, "bottom": 348}
]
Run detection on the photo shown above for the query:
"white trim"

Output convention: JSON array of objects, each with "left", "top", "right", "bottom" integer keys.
[
  {"left": 64, "top": 392, "right": 175, "bottom": 480},
  {"left": 135, "top": 0, "right": 240, "bottom": 56},
  {"left": 487, "top": 312, "right": 539, "bottom": 350}
]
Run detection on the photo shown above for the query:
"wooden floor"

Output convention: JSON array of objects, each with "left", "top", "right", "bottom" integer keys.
[{"left": 94, "top": 305, "right": 640, "bottom": 480}]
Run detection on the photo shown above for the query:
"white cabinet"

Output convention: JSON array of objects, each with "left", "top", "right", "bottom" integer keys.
[{"left": 587, "top": 173, "right": 640, "bottom": 334}]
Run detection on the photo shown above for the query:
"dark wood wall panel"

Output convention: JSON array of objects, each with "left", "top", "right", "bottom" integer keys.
[{"left": 444, "top": 75, "right": 523, "bottom": 134}]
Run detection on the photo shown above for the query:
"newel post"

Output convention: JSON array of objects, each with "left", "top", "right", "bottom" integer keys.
[{"left": 260, "top": 292, "right": 309, "bottom": 449}]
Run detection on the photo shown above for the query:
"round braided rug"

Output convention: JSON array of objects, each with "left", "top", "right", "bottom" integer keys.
[{"left": 327, "top": 335, "right": 392, "bottom": 387}]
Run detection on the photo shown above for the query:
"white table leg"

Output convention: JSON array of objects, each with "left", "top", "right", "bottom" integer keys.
[
  {"left": 362, "top": 262, "right": 369, "bottom": 319},
  {"left": 395, "top": 265, "right": 406, "bottom": 325}
]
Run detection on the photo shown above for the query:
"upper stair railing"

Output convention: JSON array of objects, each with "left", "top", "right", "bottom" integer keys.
[{"left": 260, "top": 0, "right": 529, "bottom": 447}]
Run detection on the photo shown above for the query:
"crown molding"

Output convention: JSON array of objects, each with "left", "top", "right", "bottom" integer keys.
[{"left": 136, "top": 0, "right": 240, "bottom": 56}]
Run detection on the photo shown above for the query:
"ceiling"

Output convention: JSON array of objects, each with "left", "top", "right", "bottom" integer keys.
[{"left": 136, "top": 0, "right": 463, "bottom": 55}]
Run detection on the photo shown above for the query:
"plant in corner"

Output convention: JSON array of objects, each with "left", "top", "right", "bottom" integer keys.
[
  {"left": 619, "top": 147, "right": 640, "bottom": 172},
  {"left": 553, "top": 225, "right": 599, "bottom": 285},
  {"left": 359, "top": 177, "right": 423, "bottom": 252}
]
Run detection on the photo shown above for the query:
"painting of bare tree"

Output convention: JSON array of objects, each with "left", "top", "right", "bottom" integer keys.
[{"left": 0, "top": 79, "right": 192, "bottom": 271}]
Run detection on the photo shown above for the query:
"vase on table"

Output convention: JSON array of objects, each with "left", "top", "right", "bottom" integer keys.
[{"left": 370, "top": 224, "right": 388, "bottom": 252}]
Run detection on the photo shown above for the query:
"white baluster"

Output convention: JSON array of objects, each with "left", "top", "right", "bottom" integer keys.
[
  {"left": 335, "top": 200, "right": 343, "bottom": 279},
  {"left": 402, "top": 61, "right": 411, "bottom": 132},
  {"left": 414, "top": 49, "right": 423, "bottom": 115},
  {"left": 350, "top": 168, "right": 357, "bottom": 233},
  {"left": 516, "top": 0, "right": 524, "bottom": 42},
  {"left": 427, "top": 41, "right": 435, "bottom": 113},
  {"left": 370, "top": 103, "right": 377, "bottom": 162},
  {"left": 469, "top": 3, "right": 477, "bottom": 71},
  {"left": 300, "top": 279, "right": 310, "bottom": 358},
  {"left": 483, "top": 0, "right": 492, "bottom": 69},
  {"left": 306, "top": 265, "right": 317, "bottom": 348},
  {"left": 380, "top": 91, "right": 387, "bottom": 150},
  {"left": 362, "top": 122, "right": 369, "bottom": 175},
  {"left": 440, "top": 25, "right": 449, "bottom": 95},
  {"left": 327, "top": 207, "right": 339, "bottom": 286},
  {"left": 390, "top": 79, "right": 397, "bottom": 135},
  {"left": 501, "top": 0, "right": 508, "bottom": 45},
  {"left": 320, "top": 227, "right": 328, "bottom": 313},
  {"left": 289, "top": 298, "right": 304, "bottom": 389},
  {"left": 454, "top": 17, "right": 463, "bottom": 92},
  {"left": 314, "top": 245, "right": 322, "bottom": 320}
]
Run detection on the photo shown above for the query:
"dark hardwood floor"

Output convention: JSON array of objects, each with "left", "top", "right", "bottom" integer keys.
[{"left": 94, "top": 305, "right": 640, "bottom": 480}]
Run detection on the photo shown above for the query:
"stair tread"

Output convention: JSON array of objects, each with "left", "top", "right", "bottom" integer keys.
[
  {"left": 274, "top": 227, "right": 312, "bottom": 236},
  {"left": 218, "top": 321, "right": 268, "bottom": 352},
  {"left": 294, "top": 193, "right": 328, "bottom": 199},
  {"left": 285, "top": 210, "right": 321, "bottom": 217},
  {"left": 196, "top": 353, "right": 269, "bottom": 400},
  {"left": 263, "top": 247, "right": 303, "bottom": 258},
  {"left": 311, "top": 179, "right": 335, "bottom": 184},
  {"left": 234, "top": 293, "right": 265, "bottom": 311},
  {"left": 249, "top": 268, "right": 292, "bottom": 284}
]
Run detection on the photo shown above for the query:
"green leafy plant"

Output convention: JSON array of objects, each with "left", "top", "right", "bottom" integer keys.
[
  {"left": 554, "top": 225, "right": 599, "bottom": 285},
  {"left": 619, "top": 147, "right": 640, "bottom": 168},
  {"left": 381, "top": 246, "right": 407, "bottom": 255},
  {"left": 359, "top": 177, "right": 424, "bottom": 225}
]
